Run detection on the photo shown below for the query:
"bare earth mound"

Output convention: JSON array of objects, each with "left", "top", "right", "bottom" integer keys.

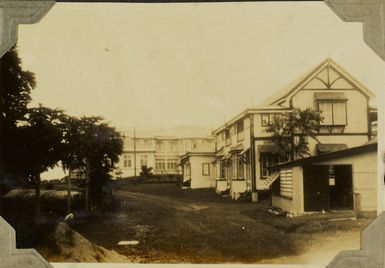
[{"left": 38, "top": 222, "right": 141, "bottom": 263}]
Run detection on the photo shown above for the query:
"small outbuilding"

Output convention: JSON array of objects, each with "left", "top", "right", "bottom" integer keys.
[
  {"left": 180, "top": 152, "right": 216, "bottom": 189},
  {"left": 272, "top": 140, "right": 377, "bottom": 214}
]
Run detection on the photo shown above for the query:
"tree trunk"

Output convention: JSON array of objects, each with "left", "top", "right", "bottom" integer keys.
[
  {"left": 34, "top": 174, "right": 41, "bottom": 223},
  {"left": 67, "top": 170, "right": 72, "bottom": 214},
  {"left": 290, "top": 131, "right": 295, "bottom": 161},
  {"left": 85, "top": 160, "right": 90, "bottom": 211}
]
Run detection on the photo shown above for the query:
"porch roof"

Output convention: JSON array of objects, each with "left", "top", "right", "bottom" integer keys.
[
  {"left": 316, "top": 143, "right": 348, "bottom": 153},
  {"left": 221, "top": 153, "right": 232, "bottom": 161},
  {"left": 239, "top": 147, "right": 250, "bottom": 156},
  {"left": 257, "top": 144, "right": 279, "bottom": 154},
  {"left": 215, "top": 146, "right": 225, "bottom": 158}
]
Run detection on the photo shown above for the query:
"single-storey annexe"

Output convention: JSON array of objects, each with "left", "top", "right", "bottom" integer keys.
[
  {"left": 272, "top": 140, "right": 377, "bottom": 214},
  {"left": 180, "top": 152, "right": 216, "bottom": 189}
]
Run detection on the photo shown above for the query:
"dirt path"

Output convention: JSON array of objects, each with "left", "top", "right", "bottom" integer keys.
[
  {"left": 259, "top": 229, "right": 361, "bottom": 264},
  {"left": 115, "top": 190, "right": 212, "bottom": 212},
  {"left": 70, "top": 184, "right": 371, "bottom": 264}
]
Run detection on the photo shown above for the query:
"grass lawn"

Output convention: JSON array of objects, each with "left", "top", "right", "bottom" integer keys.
[{"left": 69, "top": 183, "right": 374, "bottom": 264}]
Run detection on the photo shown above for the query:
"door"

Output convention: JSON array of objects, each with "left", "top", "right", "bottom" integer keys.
[
  {"left": 330, "top": 165, "right": 353, "bottom": 210},
  {"left": 303, "top": 165, "right": 330, "bottom": 212}
]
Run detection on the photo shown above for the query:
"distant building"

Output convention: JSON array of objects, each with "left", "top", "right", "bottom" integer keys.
[
  {"left": 116, "top": 135, "right": 215, "bottom": 178},
  {"left": 180, "top": 140, "right": 216, "bottom": 189}
]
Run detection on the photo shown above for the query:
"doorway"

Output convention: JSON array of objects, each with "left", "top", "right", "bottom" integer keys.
[
  {"left": 303, "top": 164, "right": 353, "bottom": 212},
  {"left": 329, "top": 165, "right": 353, "bottom": 210}
]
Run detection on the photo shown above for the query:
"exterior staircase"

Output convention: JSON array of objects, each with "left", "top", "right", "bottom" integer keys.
[
  {"left": 238, "top": 190, "right": 252, "bottom": 201},
  {"left": 259, "top": 172, "right": 280, "bottom": 190}
]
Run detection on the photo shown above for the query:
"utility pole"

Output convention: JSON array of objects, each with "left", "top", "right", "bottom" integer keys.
[{"left": 134, "top": 127, "right": 137, "bottom": 177}]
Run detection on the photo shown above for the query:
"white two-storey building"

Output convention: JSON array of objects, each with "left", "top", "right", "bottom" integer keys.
[
  {"left": 117, "top": 135, "right": 215, "bottom": 178},
  {"left": 212, "top": 58, "right": 377, "bottom": 202}
]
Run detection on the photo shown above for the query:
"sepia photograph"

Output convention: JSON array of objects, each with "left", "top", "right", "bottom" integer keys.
[{"left": 0, "top": 1, "right": 384, "bottom": 266}]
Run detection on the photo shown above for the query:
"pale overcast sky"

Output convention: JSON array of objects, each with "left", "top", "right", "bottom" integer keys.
[{"left": 17, "top": 2, "right": 384, "bottom": 136}]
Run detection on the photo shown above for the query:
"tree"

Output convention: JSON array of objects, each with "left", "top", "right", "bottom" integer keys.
[
  {"left": 0, "top": 46, "right": 36, "bottom": 180},
  {"left": 265, "top": 108, "right": 323, "bottom": 161},
  {"left": 140, "top": 165, "right": 153, "bottom": 177},
  {"left": 139, "top": 165, "right": 153, "bottom": 183},
  {"left": 16, "top": 105, "right": 67, "bottom": 220},
  {"left": 61, "top": 116, "right": 123, "bottom": 211}
]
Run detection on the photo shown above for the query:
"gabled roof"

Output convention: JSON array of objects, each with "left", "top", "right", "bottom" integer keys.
[
  {"left": 212, "top": 58, "right": 375, "bottom": 136},
  {"left": 258, "top": 58, "right": 375, "bottom": 108}
]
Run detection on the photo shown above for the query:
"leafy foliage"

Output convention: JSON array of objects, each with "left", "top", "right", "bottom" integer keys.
[
  {"left": 61, "top": 116, "right": 123, "bottom": 208},
  {"left": 265, "top": 108, "right": 323, "bottom": 160},
  {"left": 0, "top": 47, "right": 123, "bottom": 214},
  {"left": 0, "top": 46, "right": 36, "bottom": 177},
  {"left": 140, "top": 165, "right": 153, "bottom": 178},
  {"left": 17, "top": 105, "right": 67, "bottom": 184}
]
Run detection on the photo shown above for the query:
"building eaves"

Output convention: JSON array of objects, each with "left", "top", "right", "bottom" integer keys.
[{"left": 277, "top": 142, "right": 377, "bottom": 169}]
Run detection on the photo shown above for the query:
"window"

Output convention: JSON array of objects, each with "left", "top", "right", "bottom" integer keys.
[
  {"left": 170, "top": 141, "right": 178, "bottom": 152},
  {"left": 261, "top": 114, "right": 269, "bottom": 127},
  {"left": 140, "top": 155, "right": 148, "bottom": 167},
  {"left": 280, "top": 168, "right": 293, "bottom": 198},
  {"left": 260, "top": 153, "right": 278, "bottom": 178},
  {"left": 156, "top": 141, "right": 165, "bottom": 151},
  {"left": 202, "top": 163, "right": 210, "bottom": 176},
  {"left": 220, "top": 161, "right": 226, "bottom": 179},
  {"left": 238, "top": 157, "right": 244, "bottom": 179},
  {"left": 123, "top": 155, "right": 132, "bottom": 168},
  {"left": 167, "top": 159, "right": 178, "bottom": 170},
  {"left": 185, "top": 140, "right": 192, "bottom": 151},
  {"left": 261, "top": 113, "right": 283, "bottom": 127},
  {"left": 227, "top": 161, "right": 233, "bottom": 180},
  {"left": 318, "top": 101, "right": 347, "bottom": 126},
  {"left": 185, "top": 163, "right": 191, "bottom": 177},
  {"left": 237, "top": 120, "right": 244, "bottom": 141},
  {"left": 328, "top": 165, "right": 336, "bottom": 186},
  {"left": 155, "top": 159, "right": 166, "bottom": 170},
  {"left": 225, "top": 129, "right": 231, "bottom": 146}
]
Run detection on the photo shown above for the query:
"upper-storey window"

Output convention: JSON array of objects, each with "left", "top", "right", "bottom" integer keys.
[
  {"left": 237, "top": 120, "right": 244, "bottom": 141},
  {"left": 318, "top": 101, "right": 347, "bottom": 126},
  {"left": 140, "top": 155, "right": 148, "bottom": 167},
  {"left": 315, "top": 92, "right": 347, "bottom": 126},
  {"left": 261, "top": 113, "right": 283, "bottom": 127},
  {"left": 225, "top": 128, "right": 231, "bottom": 146}
]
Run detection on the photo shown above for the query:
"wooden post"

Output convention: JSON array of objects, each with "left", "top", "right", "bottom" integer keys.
[
  {"left": 67, "top": 169, "right": 72, "bottom": 214},
  {"left": 134, "top": 127, "right": 137, "bottom": 177},
  {"left": 85, "top": 160, "right": 90, "bottom": 211},
  {"left": 34, "top": 175, "right": 41, "bottom": 223}
]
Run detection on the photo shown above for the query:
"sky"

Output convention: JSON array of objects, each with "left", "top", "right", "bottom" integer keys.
[{"left": 16, "top": 2, "right": 385, "bottom": 179}]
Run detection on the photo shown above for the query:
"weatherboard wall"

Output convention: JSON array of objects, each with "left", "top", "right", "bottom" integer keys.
[{"left": 272, "top": 166, "right": 304, "bottom": 213}]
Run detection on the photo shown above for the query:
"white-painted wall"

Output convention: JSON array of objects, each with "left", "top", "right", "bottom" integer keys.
[{"left": 188, "top": 155, "right": 216, "bottom": 189}]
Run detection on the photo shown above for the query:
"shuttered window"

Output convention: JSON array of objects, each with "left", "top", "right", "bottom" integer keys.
[
  {"left": 318, "top": 101, "right": 347, "bottom": 126},
  {"left": 333, "top": 102, "right": 347, "bottom": 125},
  {"left": 280, "top": 168, "right": 293, "bottom": 198}
]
